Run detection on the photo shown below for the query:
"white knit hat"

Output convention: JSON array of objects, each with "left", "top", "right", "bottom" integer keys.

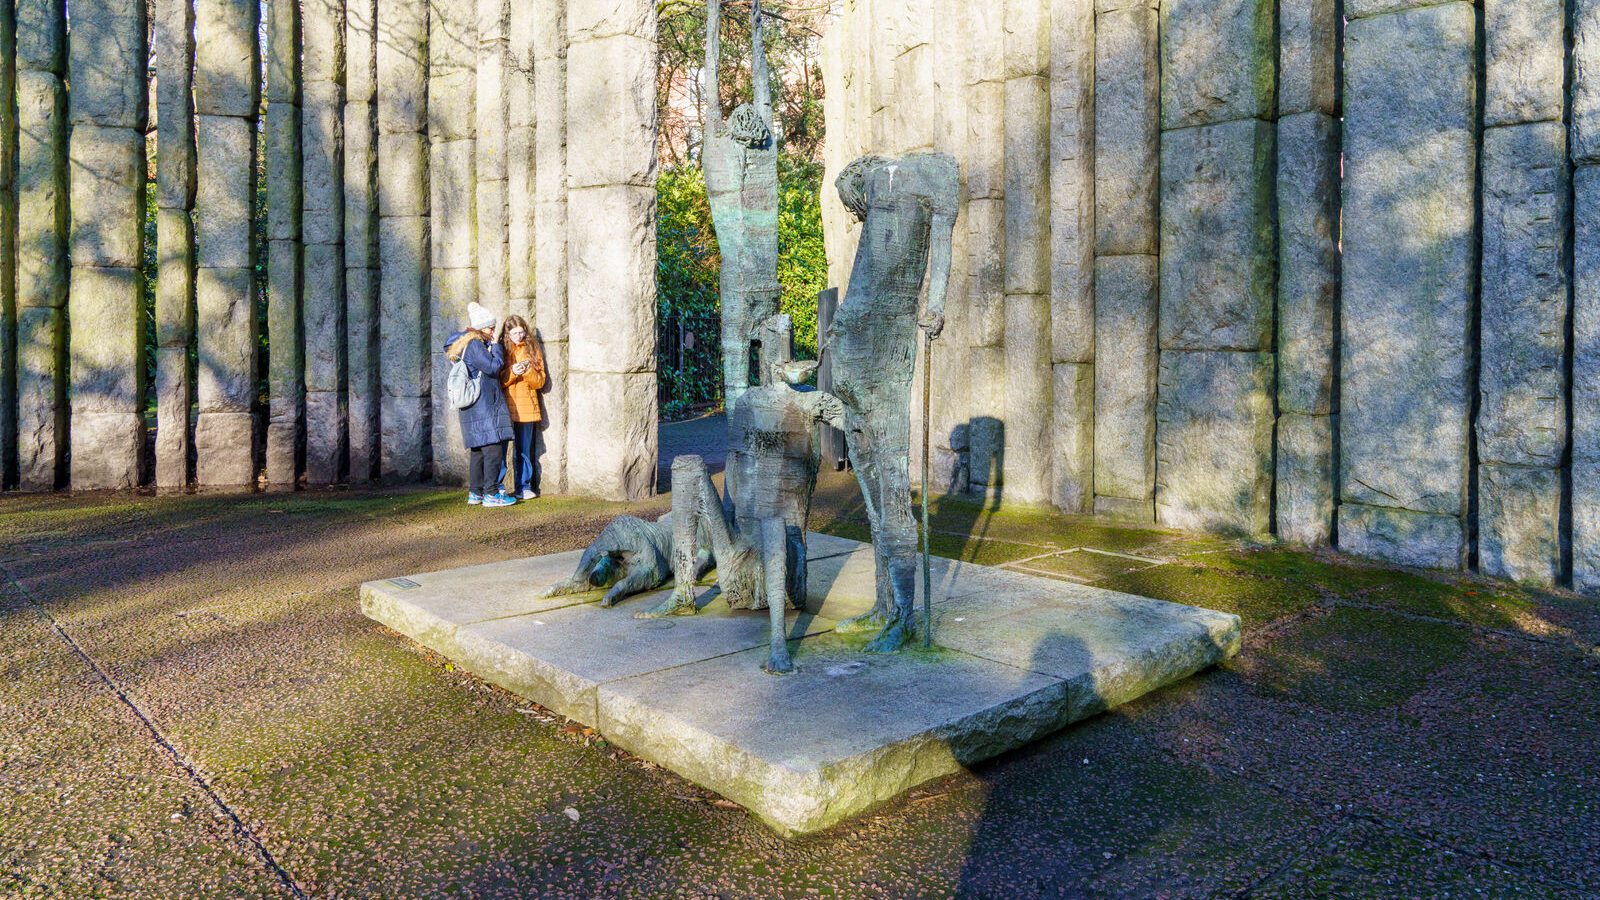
[{"left": 468, "top": 301, "right": 497, "bottom": 331}]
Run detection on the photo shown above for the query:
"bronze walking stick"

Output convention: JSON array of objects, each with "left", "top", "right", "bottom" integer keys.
[{"left": 921, "top": 330, "right": 933, "bottom": 649}]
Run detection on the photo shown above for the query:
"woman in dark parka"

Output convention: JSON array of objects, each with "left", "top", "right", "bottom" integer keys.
[{"left": 444, "top": 302, "right": 517, "bottom": 507}]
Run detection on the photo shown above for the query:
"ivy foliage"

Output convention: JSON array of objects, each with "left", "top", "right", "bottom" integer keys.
[{"left": 656, "top": 154, "right": 829, "bottom": 418}]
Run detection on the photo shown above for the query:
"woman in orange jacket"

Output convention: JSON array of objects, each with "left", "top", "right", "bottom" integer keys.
[{"left": 499, "top": 315, "right": 547, "bottom": 499}]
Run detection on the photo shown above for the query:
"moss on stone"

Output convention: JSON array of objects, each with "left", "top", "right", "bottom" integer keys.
[
  {"left": 1096, "top": 564, "right": 1322, "bottom": 626},
  {"left": 1361, "top": 573, "right": 1538, "bottom": 631},
  {"left": 1183, "top": 548, "right": 1396, "bottom": 597}
]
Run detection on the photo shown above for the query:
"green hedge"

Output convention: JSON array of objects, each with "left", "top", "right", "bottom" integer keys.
[{"left": 657, "top": 155, "right": 829, "bottom": 360}]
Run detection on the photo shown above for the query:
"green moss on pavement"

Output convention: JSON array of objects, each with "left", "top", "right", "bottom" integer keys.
[
  {"left": 1236, "top": 607, "right": 1476, "bottom": 713},
  {"left": 1096, "top": 564, "right": 1323, "bottom": 627}
]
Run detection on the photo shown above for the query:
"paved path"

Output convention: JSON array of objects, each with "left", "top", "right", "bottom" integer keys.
[
  {"left": 657, "top": 412, "right": 726, "bottom": 490},
  {"left": 1, "top": 475, "right": 1597, "bottom": 897}
]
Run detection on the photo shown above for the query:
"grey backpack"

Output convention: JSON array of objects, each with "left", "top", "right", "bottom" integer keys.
[{"left": 447, "top": 356, "right": 481, "bottom": 409}]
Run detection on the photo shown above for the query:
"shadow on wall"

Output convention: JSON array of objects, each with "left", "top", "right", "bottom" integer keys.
[{"left": 938, "top": 417, "right": 1003, "bottom": 563}]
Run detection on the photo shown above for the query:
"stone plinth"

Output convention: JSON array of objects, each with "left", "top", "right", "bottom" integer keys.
[{"left": 361, "top": 535, "right": 1240, "bottom": 836}]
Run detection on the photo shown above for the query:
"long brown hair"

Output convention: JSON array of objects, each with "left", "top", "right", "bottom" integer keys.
[{"left": 501, "top": 315, "right": 535, "bottom": 357}]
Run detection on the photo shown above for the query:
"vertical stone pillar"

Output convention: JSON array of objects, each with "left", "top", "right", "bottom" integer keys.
[
  {"left": 1155, "top": 0, "right": 1276, "bottom": 537},
  {"left": 1338, "top": 1, "right": 1476, "bottom": 568},
  {"left": 928, "top": 0, "right": 972, "bottom": 493},
  {"left": 1092, "top": 254, "right": 1156, "bottom": 522},
  {"left": 1276, "top": 0, "right": 1340, "bottom": 545},
  {"left": 304, "top": 0, "right": 347, "bottom": 484},
  {"left": 428, "top": 0, "right": 477, "bottom": 485},
  {"left": 893, "top": 5, "right": 934, "bottom": 479},
  {"left": 193, "top": 0, "right": 261, "bottom": 489},
  {"left": 507, "top": 0, "right": 536, "bottom": 325},
  {"left": 1091, "top": 0, "right": 1158, "bottom": 522},
  {"left": 0, "top": 4, "right": 15, "bottom": 487},
  {"left": 154, "top": 0, "right": 196, "bottom": 491},
  {"left": 1474, "top": 0, "right": 1568, "bottom": 586},
  {"left": 1575, "top": 168, "right": 1600, "bottom": 595},
  {"left": 345, "top": 0, "right": 379, "bottom": 482},
  {"left": 821, "top": 0, "right": 869, "bottom": 303},
  {"left": 377, "top": 0, "right": 430, "bottom": 481},
  {"left": 534, "top": 0, "right": 568, "bottom": 493},
  {"left": 1574, "top": 0, "right": 1600, "bottom": 595},
  {"left": 1003, "top": 0, "right": 1052, "bottom": 505},
  {"left": 864, "top": 0, "right": 891, "bottom": 152},
  {"left": 965, "top": 0, "right": 1006, "bottom": 498},
  {"left": 1050, "top": 0, "right": 1094, "bottom": 514},
  {"left": 265, "top": 0, "right": 302, "bottom": 489},
  {"left": 1579, "top": 0, "right": 1600, "bottom": 165},
  {"left": 68, "top": 0, "right": 149, "bottom": 489},
  {"left": 14, "top": 0, "right": 68, "bottom": 490},
  {"left": 998, "top": 0, "right": 1049, "bottom": 506},
  {"left": 564, "top": 0, "right": 658, "bottom": 500},
  {"left": 818, "top": 9, "right": 850, "bottom": 301},
  {"left": 477, "top": 0, "right": 510, "bottom": 316}
]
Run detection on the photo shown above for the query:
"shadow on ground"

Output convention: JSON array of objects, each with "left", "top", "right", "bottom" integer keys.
[{"left": 1, "top": 478, "right": 1596, "bottom": 897}]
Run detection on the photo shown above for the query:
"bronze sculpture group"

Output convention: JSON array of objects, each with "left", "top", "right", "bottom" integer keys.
[{"left": 543, "top": 2, "right": 959, "bottom": 672}]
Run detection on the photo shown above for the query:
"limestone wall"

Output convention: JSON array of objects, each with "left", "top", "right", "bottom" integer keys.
[
  {"left": 820, "top": 0, "right": 1600, "bottom": 594},
  {"left": 0, "top": 0, "right": 656, "bottom": 501}
]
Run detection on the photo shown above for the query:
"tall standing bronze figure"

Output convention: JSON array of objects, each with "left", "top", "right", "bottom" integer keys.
[
  {"left": 702, "top": 0, "right": 781, "bottom": 411},
  {"left": 830, "top": 153, "right": 960, "bottom": 653}
]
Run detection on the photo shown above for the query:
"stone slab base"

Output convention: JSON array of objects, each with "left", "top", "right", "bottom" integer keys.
[{"left": 361, "top": 535, "right": 1240, "bottom": 836}]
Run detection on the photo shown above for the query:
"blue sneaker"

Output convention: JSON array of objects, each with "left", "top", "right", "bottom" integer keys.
[
  {"left": 467, "top": 492, "right": 483, "bottom": 505},
  {"left": 482, "top": 491, "right": 517, "bottom": 508}
]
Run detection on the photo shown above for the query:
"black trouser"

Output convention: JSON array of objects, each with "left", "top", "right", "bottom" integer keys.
[{"left": 469, "top": 441, "right": 508, "bottom": 496}]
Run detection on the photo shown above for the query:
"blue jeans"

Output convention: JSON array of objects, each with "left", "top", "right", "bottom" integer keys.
[{"left": 501, "top": 421, "right": 540, "bottom": 494}]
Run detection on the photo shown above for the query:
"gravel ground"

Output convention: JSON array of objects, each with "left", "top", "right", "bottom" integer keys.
[{"left": 1, "top": 474, "right": 1597, "bottom": 898}]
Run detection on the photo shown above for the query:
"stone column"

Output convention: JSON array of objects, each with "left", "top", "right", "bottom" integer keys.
[
  {"left": 477, "top": 0, "right": 510, "bottom": 317},
  {"left": 193, "top": 0, "right": 262, "bottom": 489},
  {"left": 1474, "top": 0, "right": 1568, "bottom": 587},
  {"left": 820, "top": 0, "right": 868, "bottom": 304},
  {"left": 1338, "top": 1, "right": 1476, "bottom": 569},
  {"left": 1575, "top": 1, "right": 1600, "bottom": 595},
  {"left": 0, "top": 4, "right": 14, "bottom": 487},
  {"left": 377, "top": 0, "right": 430, "bottom": 481},
  {"left": 928, "top": 0, "right": 971, "bottom": 493},
  {"left": 965, "top": 0, "right": 1006, "bottom": 498},
  {"left": 1576, "top": 168, "right": 1600, "bottom": 596},
  {"left": 68, "top": 0, "right": 149, "bottom": 489},
  {"left": 14, "top": 0, "right": 68, "bottom": 490},
  {"left": 864, "top": 0, "right": 890, "bottom": 152},
  {"left": 534, "top": 0, "right": 568, "bottom": 493},
  {"left": 1276, "top": 0, "right": 1340, "bottom": 545},
  {"left": 507, "top": 0, "right": 536, "bottom": 325},
  {"left": 265, "top": 0, "right": 302, "bottom": 489},
  {"left": 508, "top": 0, "right": 534, "bottom": 320},
  {"left": 1049, "top": 0, "right": 1094, "bottom": 514},
  {"left": 564, "top": 0, "right": 657, "bottom": 500},
  {"left": 345, "top": 0, "right": 379, "bottom": 482},
  {"left": 1001, "top": 0, "right": 1052, "bottom": 506},
  {"left": 304, "top": 0, "right": 347, "bottom": 484},
  {"left": 890, "top": 5, "right": 935, "bottom": 479},
  {"left": 154, "top": 0, "right": 196, "bottom": 491},
  {"left": 1154, "top": 0, "right": 1276, "bottom": 537},
  {"left": 428, "top": 0, "right": 477, "bottom": 485},
  {"left": 1091, "top": 0, "right": 1158, "bottom": 522},
  {"left": 1092, "top": 254, "right": 1156, "bottom": 522},
  {"left": 818, "top": 6, "right": 851, "bottom": 304}
]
